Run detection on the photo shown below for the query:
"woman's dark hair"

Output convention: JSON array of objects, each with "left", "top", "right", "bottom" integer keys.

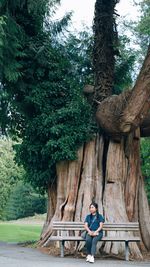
[
  {"left": 89, "top": 202, "right": 99, "bottom": 219},
  {"left": 89, "top": 202, "right": 98, "bottom": 210}
]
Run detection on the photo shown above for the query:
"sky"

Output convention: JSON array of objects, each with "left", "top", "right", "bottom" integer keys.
[{"left": 54, "top": 0, "right": 140, "bottom": 31}]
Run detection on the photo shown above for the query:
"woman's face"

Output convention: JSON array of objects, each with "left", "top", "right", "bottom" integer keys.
[{"left": 89, "top": 204, "right": 97, "bottom": 214}]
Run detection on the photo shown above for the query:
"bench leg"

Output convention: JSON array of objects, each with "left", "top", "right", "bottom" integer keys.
[
  {"left": 60, "top": 241, "right": 65, "bottom": 257},
  {"left": 125, "top": 241, "right": 129, "bottom": 261},
  {"left": 75, "top": 240, "right": 81, "bottom": 254}
]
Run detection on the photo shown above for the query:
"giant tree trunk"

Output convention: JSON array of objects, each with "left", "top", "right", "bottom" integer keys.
[{"left": 39, "top": 131, "right": 150, "bottom": 258}]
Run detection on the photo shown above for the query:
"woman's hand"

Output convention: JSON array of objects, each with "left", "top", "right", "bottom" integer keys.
[
  {"left": 88, "top": 230, "right": 93, "bottom": 236},
  {"left": 93, "top": 231, "right": 99, "bottom": 236},
  {"left": 88, "top": 230, "right": 98, "bottom": 236}
]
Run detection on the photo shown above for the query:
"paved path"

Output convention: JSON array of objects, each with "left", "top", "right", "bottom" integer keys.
[{"left": 0, "top": 242, "right": 149, "bottom": 267}]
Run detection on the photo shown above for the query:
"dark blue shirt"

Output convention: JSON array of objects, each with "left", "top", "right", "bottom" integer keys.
[{"left": 84, "top": 213, "right": 105, "bottom": 232}]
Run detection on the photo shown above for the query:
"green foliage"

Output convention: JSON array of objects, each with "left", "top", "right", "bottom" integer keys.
[
  {"left": 65, "top": 29, "right": 135, "bottom": 95},
  {"left": 64, "top": 29, "right": 94, "bottom": 86},
  {"left": 15, "top": 36, "right": 93, "bottom": 190},
  {"left": 141, "top": 138, "right": 150, "bottom": 203},
  {"left": 0, "top": 0, "right": 64, "bottom": 134},
  {"left": 0, "top": 138, "right": 46, "bottom": 220},
  {"left": 4, "top": 181, "right": 46, "bottom": 220},
  {"left": 128, "top": 0, "right": 150, "bottom": 67},
  {"left": 65, "top": 29, "right": 136, "bottom": 95},
  {"left": 0, "top": 138, "right": 25, "bottom": 219},
  {"left": 114, "top": 35, "right": 136, "bottom": 94},
  {"left": 0, "top": 16, "right": 23, "bottom": 82},
  {"left": 0, "top": 1, "right": 93, "bottom": 190},
  {"left": 134, "top": 0, "right": 150, "bottom": 53},
  {"left": 0, "top": 86, "right": 10, "bottom": 135}
]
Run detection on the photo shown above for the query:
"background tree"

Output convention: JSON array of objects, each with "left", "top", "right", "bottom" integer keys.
[
  {"left": 134, "top": 0, "right": 150, "bottom": 56},
  {"left": 0, "top": 138, "right": 47, "bottom": 220},
  {"left": 0, "top": 138, "right": 24, "bottom": 219},
  {"left": 4, "top": 181, "right": 46, "bottom": 220},
  {"left": 141, "top": 138, "right": 150, "bottom": 203},
  {"left": 113, "top": 35, "right": 136, "bottom": 94}
]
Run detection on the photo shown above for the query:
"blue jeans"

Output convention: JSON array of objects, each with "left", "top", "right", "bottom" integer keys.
[{"left": 85, "top": 232, "right": 103, "bottom": 256}]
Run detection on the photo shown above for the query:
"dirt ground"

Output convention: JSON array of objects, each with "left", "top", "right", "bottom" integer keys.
[{"left": 37, "top": 244, "right": 150, "bottom": 262}]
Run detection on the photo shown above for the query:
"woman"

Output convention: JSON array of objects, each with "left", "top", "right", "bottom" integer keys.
[{"left": 84, "top": 202, "right": 104, "bottom": 263}]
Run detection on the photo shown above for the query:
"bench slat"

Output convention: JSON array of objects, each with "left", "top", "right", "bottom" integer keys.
[
  {"left": 53, "top": 222, "right": 139, "bottom": 226},
  {"left": 52, "top": 221, "right": 139, "bottom": 232},
  {"left": 52, "top": 227, "right": 139, "bottom": 231},
  {"left": 53, "top": 224, "right": 139, "bottom": 227},
  {"left": 53, "top": 222, "right": 139, "bottom": 229},
  {"left": 49, "top": 236, "right": 140, "bottom": 242}
]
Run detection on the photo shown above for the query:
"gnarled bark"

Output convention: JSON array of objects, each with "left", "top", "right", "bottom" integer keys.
[
  {"left": 93, "top": 0, "right": 119, "bottom": 101},
  {"left": 41, "top": 180, "right": 57, "bottom": 236},
  {"left": 125, "top": 129, "right": 140, "bottom": 222},
  {"left": 96, "top": 46, "right": 150, "bottom": 136},
  {"left": 139, "top": 175, "right": 150, "bottom": 250},
  {"left": 121, "top": 47, "right": 150, "bottom": 133},
  {"left": 103, "top": 137, "right": 142, "bottom": 258}
]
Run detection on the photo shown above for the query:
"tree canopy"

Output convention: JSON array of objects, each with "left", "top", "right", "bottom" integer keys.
[{"left": 0, "top": 0, "right": 93, "bottom": 190}]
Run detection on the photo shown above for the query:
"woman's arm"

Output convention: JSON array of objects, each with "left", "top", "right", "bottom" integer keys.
[
  {"left": 84, "top": 222, "right": 93, "bottom": 235},
  {"left": 94, "top": 222, "right": 103, "bottom": 235}
]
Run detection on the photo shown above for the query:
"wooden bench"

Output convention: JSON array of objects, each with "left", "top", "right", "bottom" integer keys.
[{"left": 46, "top": 221, "right": 140, "bottom": 261}]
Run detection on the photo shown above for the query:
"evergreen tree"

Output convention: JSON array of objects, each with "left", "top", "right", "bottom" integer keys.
[
  {"left": 0, "top": 0, "right": 92, "bottom": 190},
  {"left": 0, "top": 138, "right": 25, "bottom": 219},
  {"left": 4, "top": 181, "right": 46, "bottom": 220},
  {"left": 135, "top": 0, "right": 150, "bottom": 54}
]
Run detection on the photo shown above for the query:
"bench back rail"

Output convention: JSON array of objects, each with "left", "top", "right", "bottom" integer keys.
[{"left": 52, "top": 221, "right": 140, "bottom": 233}]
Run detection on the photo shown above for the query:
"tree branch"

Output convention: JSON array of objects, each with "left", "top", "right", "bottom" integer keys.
[
  {"left": 120, "top": 45, "right": 150, "bottom": 133},
  {"left": 96, "top": 46, "right": 150, "bottom": 136}
]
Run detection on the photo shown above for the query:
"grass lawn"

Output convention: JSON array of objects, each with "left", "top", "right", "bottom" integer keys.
[{"left": 0, "top": 223, "right": 42, "bottom": 243}]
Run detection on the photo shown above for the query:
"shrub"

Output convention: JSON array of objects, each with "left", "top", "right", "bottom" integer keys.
[{"left": 4, "top": 182, "right": 46, "bottom": 220}]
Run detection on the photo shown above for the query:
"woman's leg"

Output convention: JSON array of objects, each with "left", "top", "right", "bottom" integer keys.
[
  {"left": 85, "top": 234, "right": 93, "bottom": 255},
  {"left": 91, "top": 232, "right": 103, "bottom": 256}
]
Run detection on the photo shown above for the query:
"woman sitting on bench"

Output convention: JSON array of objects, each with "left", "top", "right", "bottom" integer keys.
[{"left": 84, "top": 202, "right": 105, "bottom": 263}]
